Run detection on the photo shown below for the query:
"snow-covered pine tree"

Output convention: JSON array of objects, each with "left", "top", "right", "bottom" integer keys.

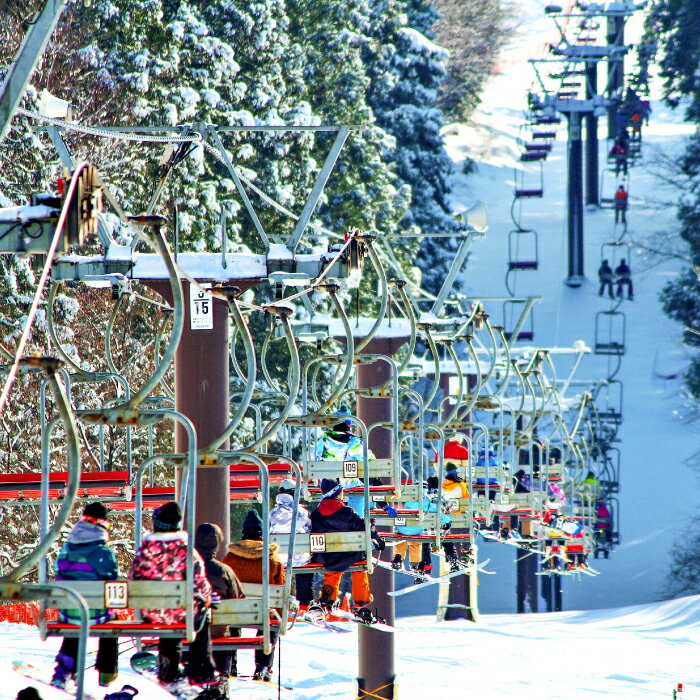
[
  {"left": 287, "top": 0, "right": 411, "bottom": 248},
  {"left": 364, "top": 0, "right": 456, "bottom": 297},
  {"left": 432, "top": 0, "right": 510, "bottom": 121}
]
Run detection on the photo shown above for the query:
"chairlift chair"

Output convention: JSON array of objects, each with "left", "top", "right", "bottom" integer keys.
[
  {"left": 508, "top": 228, "right": 539, "bottom": 272},
  {"left": 594, "top": 310, "right": 626, "bottom": 355},
  {"left": 513, "top": 160, "right": 544, "bottom": 199},
  {"left": 502, "top": 299, "right": 535, "bottom": 343},
  {"left": 593, "top": 380, "right": 623, "bottom": 426}
]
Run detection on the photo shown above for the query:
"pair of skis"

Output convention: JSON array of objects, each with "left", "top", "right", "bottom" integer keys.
[
  {"left": 373, "top": 557, "right": 493, "bottom": 598},
  {"left": 302, "top": 601, "right": 395, "bottom": 633}
]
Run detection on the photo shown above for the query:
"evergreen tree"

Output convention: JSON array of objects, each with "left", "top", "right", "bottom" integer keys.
[
  {"left": 287, "top": 0, "right": 411, "bottom": 247},
  {"left": 364, "top": 0, "right": 456, "bottom": 297}
]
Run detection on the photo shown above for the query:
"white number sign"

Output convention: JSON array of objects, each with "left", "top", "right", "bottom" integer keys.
[
  {"left": 104, "top": 581, "right": 128, "bottom": 608},
  {"left": 395, "top": 518, "right": 406, "bottom": 526},
  {"left": 190, "top": 285, "right": 213, "bottom": 330},
  {"left": 309, "top": 534, "right": 327, "bottom": 552},
  {"left": 500, "top": 494, "right": 510, "bottom": 505},
  {"left": 343, "top": 460, "right": 358, "bottom": 478}
]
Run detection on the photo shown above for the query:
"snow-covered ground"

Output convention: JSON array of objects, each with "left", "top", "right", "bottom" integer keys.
[{"left": 5, "top": 595, "right": 700, "bottom": 699}]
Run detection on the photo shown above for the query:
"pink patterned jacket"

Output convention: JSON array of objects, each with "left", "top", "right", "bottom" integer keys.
[{"left": 129, "top": 531, "right": 212, "bottom": 625}]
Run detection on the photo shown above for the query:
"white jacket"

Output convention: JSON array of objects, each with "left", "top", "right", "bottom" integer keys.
[{"left": 270, "top": 493, "right": 312, "bottom": 565}]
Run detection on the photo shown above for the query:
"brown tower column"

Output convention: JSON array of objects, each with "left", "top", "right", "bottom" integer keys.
[
  {"left": 355, "top": 335, "right": 406, "bottom": 700},
  {"left": 174, "top": 281, "right": 231, "bottom": 555}
]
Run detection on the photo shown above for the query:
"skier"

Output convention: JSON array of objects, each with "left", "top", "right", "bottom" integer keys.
[
  {"left": 51, "top": 502, "right": 119, "bottom": 689},
  {"left": 392, "top": 480, "right": 453, "bottom": 577},
  {"left": 194, "top": 523, "right": 244, "bottom": 679},
  {"left": 269, "top": 478, "right": 314, "bottom": 612},
  {"left": 223, "top": 510, "right": 285, "bottom": 682},
  {"left": 129, "top": 501, "right": 215, "bottom": 686},
  {"left": 614, "top": 258, "right": 634, "bottom": 300},
  {"left": 310, "top": 479, "right": 382, "bottom": 611},
  {"left": 597, "top": 259, "right": 615, "bottom": 298},
  {"left": 614, "top": 185, "right": 628, "bottom": 225}
]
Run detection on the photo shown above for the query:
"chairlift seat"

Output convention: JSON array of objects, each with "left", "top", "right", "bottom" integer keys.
[
  {"left": 531, "top": 131, "right": 557, "bottom": 140},
  {"left": 229, "top": 463, "right": 292, "bottom": 482},
  {"left": 514, "top": 189, "right": 544, "bottom": 198},
  {"left": 520, "top": 151, "right": 548, "bottom": 162},
  {"left": 508, "top": 260, "right": 538, "bottom": 270},
  {"left": 524, "top": 142, "right": 552, "bottom": 152},
  {"left": 533, "top": 116, "right": 561, "bottom": 125}
]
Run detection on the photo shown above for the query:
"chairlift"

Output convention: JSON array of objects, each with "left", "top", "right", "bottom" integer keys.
[
  {"left": 524, "top": 142, "right": 552, "bottom": 153},
  {"left": 599, "top": 169, "right": 628, "bottom": 209},
  {"left": 513, "top": 160, "right": 544, "bottom": 199},
  {"left": 532, "top": 114, "right": 561, "bottom": 126},
  {"left": 594, "top": 380, "right": 623, "bottom": 426},
  {"left": 508, "top": 228, "right": 539, "bottom": 272},
  {"left": 520, "top": 150, "right": 548, "bottom": 162},
  {"left": 594, "top": 310, "right": 626, "bottom": 355},
  {"left": 531, "top": 130, "right": 557, "bottom": 141},
  {"left": 503, "top": 299, "right": 535, "bottom": 343}
]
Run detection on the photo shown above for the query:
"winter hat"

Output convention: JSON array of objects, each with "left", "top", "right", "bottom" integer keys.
[
  {"left": 17, "top": 689, "right": 43, "bottom": 700},
  {"left": 333, "top": 403, "right": 353, "bottom": 429},
  {"left": 320, "top": 478, "right": 343, "bottom": 500},
  {"left": 152, "top": 501, "right": 182, "bottom": 532},
  {"left": 195, "top": 522, "right": 224, "bottom": 560},
  {"left": 278, "top": 478, "right": 296, "bottom": 495},
  {"left": 241, "top": 509, "right": 263, "bottom": 540},
  {"left": 82, "top": 501, "right": 111, "bottom": 530}
]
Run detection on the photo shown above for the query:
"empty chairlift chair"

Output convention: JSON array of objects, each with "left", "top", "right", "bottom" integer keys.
[
  {"left": 503, "top": 299, "right": 535, "bottom": 343},
  {"left": 594, "top": 310, "right": 626, "bottom": 355}
]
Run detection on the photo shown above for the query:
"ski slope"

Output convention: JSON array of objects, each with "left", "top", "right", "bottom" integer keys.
[
  {"left": 440, "top": 0, "right": 700, "bottom": 614},
  {"left": 4, "top": 594, "right": 699, "bottom": 699}
]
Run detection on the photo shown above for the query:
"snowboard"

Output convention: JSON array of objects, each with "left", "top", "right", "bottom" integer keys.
[
  {"left": 130, "top": 652, "right": 228, "bottom": 700},
  {"left": 301, "top": 605, "right": 353, "bottom": 633},
  {"left": 329, "top": 607, "right": 395, "bottom": 633},
  {"left": 12, "top": 660, "right": 100, "bottom": 700}
]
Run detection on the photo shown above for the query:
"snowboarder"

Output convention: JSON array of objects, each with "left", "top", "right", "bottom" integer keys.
[
  {"left": 51, "top": 501, "right": 119, "bottom": 689},
  {"left": 310, "top": 478, "right": 382, "bottom": 610},
  {"left": 223, "top": 509, "right": 285, "bottom": 682},
  {"left": 614, "top": 258, "right": 634, "bottom": 300},
  {"left": 598, "top": 260, "right": 615, "bottom": 298},
  {"left": 194, "top": 522, "right": 244, "bottom": 679},
  {"left": 315, "top": 404, "right": 374, "bottom": 517},
  {"left": 129, "top": 501, "right": 215, "bottom": 686},
  {"left": 614, "top": 185, "right": 628, "bottom": 225}
]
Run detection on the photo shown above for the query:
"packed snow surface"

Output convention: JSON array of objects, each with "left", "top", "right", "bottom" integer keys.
[{"left": 5, "top": 595, "right": 699, "bottom": 699}]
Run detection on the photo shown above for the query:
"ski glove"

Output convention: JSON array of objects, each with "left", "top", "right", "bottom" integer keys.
[{"left": 383, "top": 505, "right": 398, "bottom": 517}]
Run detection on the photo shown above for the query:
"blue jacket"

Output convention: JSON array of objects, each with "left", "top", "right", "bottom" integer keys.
[
  {"left": 55, "top": 520, "right": 118, "bottom": 624},
  {"left": 397, "top": 497, "right": 450, "bottom": 536}
]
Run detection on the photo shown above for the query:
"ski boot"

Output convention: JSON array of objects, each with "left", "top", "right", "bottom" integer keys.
[
  {"left": 99, "top": 671, "right": 119, "bottom": 687},
  {"left": 391, "top": 553, "right": 403, "bottom": 570},
  {"left": 51, "top": 652, "right": 76, "bottom": 689},
  {"left": 447, "top": 556, "right": 462, "bottom": 573},
  {"left": 318, "top": 584, "right": 336, "bottom": 611},
  {"left": 103, "top": 685, "right": 138, "bottom": 700},
  {"left": 253, "top": 665, "right": 272, "bottom": 682},
  {"left": 354, "top": 606, "right": 376, "bottom": 625}
]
